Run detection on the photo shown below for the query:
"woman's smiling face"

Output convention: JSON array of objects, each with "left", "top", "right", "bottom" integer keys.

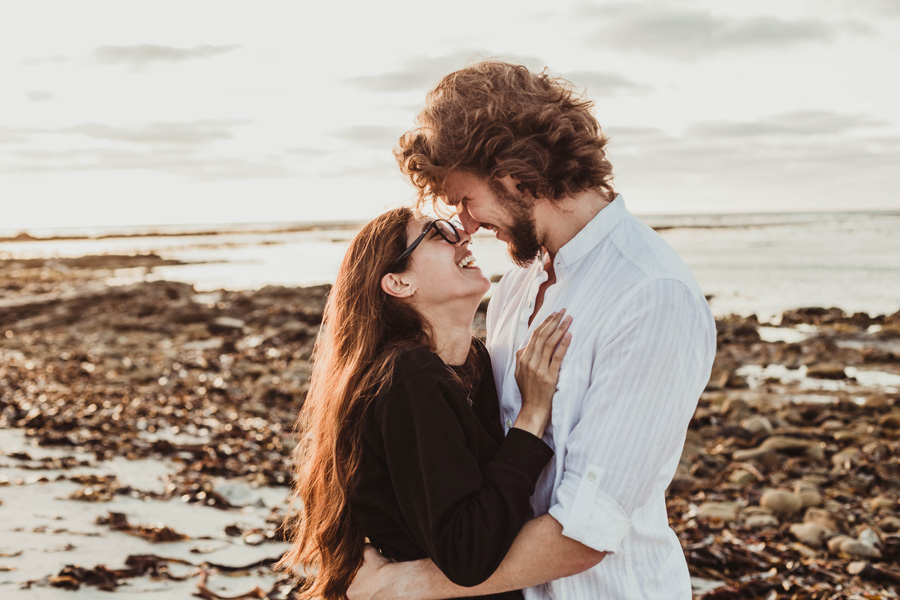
[{"left": 401, "top": 216, "right": 491, "bottom": 306}]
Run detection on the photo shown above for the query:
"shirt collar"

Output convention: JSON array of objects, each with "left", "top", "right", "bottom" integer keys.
[{"left": 549, "top": 194, "right": 628, "bottom": 273}]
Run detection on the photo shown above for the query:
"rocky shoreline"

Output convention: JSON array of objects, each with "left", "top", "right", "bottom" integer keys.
[{"left": 1, "top": 255, "right": 898, "bottom": 599}]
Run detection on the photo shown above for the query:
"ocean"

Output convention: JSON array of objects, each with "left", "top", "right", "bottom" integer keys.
[{"left": 2, "top": 210, "right": 898, "bottom": 321}]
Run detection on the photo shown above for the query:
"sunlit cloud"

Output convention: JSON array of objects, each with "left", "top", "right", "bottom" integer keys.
[
  {"left": 25, "top": 91, "right": 55, "bottom": 102},
  {"left": 578, "top": 4, "right": 870, "bottom": 59},
  {"left": 91, "top": 44, "right": 241, "bottom": 68},
  {"left": 561, "top": 70, "right": 653, "bottom": 96},
  {"left": 332, "top": 125, "right": 404, "bottom": 149},
  {"left": 342, "top": 50, "right": 546, "bottom": 93},
  {"left": 62, "top": 120, "right": 253, "bottom": 145}
]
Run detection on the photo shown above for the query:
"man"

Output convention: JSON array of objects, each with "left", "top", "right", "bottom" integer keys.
[{"left": 349, "top": 61, "right": 716, "bottom": 599}]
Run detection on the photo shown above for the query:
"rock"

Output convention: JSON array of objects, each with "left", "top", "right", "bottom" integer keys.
[
  {"left": 803, "top": 508, "right": 839, "bottom": 532},
  {"left": 793, "top": 482, "right": 822, "bottom": 507},
  {"left": 878, "top": 412, "right": 900, "bottom": 430},
  {"left": 760, "top": 489, "right": 803, "bottom": 515},
  {"left": 857, "top": 527, "right": 881, "bottom": 547},
  {"left": 208, "top": 317, "right": 246, "bottom": 334},
  {"left": 870, "top": 495, "right": 897, "bottom": 511},
  {"left": 729, "top": 469, "right": 757, "bottom": 485},
  {"left": 721, "top": 397, "right": 751, "bottom": 420},
  {"left": 697, "top": 501, "right": 741, "bottom": 522},
  {"left": 831, "top": 447, "right": 861, "bottom": 469},
  {"left": 669, "top": 474, "right": 701, "bottom": 494},
  {"left": 863, "top": 394, "right": 890, "bottom": 409},
  {"left": 732, "top": 436, "right": 822, "bottom": 462},
  {"left": 806, "top": 363, "right": 848, "bottom": 379},
  {"left": 828, "top": 535, "right": 853, "bottom": 554},
  {"left": 878, "top": 516, "right": 900, "bottom": 533},
  {"left": 839, "top": 538, "right": 882, "bottom": 559},
  {"left": 790, "top": 522, "right": 831, "bottom": 546},
  {"left": 741, "top": 414, "right": 773, "bottom": 435},
  {"left": 745, "top": 514, "right": 779, "bottom": 529},
  {"left": 820, "top": 419, "right": 845, "bottom": 432}
]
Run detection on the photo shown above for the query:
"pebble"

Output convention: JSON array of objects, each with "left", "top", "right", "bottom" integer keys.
[
  {"left": 732, "top": 436, "right": 819, "bottom": 462},
  {"left": 803, "top": 508, "right": 838, "bottom": 532},
  {"left": 806, "top": 362, "right": 848, "bottom": 379},
  {"left": 729, "top": 469, "right": 757, "bottom": 485},
  {"left": 839, "top": 538, "right": 882, "bottom": 559},
  {"left": 877, "top": 516, "right": 900, "bottom": 533},
  {"left": 878, "top": 412, "right": 900, "bottom": 430},
  {"left": 789, "top": 522, "right": 831, "bottom": 546},
  {"left": 793, "top": 482, "right": 822, "bottom": 508},
  {"left": 697, "top": 501, "right": 741, "bottom": 522},
  {"left": 741, "top": 414, "right": 773, "bottom": 435},
  {"left": 831, "top": 447, "right": 861, "bottom": 468},
  {"left": 745, "top": 514, "right": 780, "bottom": 529},
  {"left": 828, "top": 535, "right": 853, "bottom": 554},
  {"left": 760, "top": 489, "right": 803, "bottom": 515}
]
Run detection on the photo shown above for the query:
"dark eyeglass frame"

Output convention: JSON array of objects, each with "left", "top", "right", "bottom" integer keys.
[{"left": 389, "top": 219, "right": 462, "bottom": 271}]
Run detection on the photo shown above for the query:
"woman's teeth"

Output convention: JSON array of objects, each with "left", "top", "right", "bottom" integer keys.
[{"left": 457, "top": 255, "right": 476, "bottom": 268}]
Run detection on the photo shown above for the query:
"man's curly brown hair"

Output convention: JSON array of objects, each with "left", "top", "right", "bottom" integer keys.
[{"left": 396, "top": 60, "right": 615, "bottom": 208}]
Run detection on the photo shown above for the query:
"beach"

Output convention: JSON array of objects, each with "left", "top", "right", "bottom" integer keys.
[{"left": 1, "top": 218, "right": 899, "bottom": 599}]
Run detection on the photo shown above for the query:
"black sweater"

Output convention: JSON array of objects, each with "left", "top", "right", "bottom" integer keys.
[{"left": 351, "top": 343, "right": 553, "bottom": 600}]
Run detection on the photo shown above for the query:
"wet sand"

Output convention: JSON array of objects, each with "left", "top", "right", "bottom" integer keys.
[{"left": 1, "top": 255, "right": 898, "bottom": 598}]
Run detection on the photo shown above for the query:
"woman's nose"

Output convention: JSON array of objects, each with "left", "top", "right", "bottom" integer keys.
[{"left": 455, "top": 226, "right": 472, "bottom": 245}]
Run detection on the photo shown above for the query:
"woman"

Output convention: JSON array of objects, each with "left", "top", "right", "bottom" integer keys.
[{"left": 279, "top": 207, "right": 572, "bottom": 600}]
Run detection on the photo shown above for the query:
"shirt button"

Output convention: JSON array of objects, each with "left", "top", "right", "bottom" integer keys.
[
  {"left": 506, "top": 418, "right": 513, "bottom": 428},
  {"left": 526, "top": 301, "right": 533, "bottom": 308},
  {"left": 587, "top": 472, "right": 597, "bottom": 481}
]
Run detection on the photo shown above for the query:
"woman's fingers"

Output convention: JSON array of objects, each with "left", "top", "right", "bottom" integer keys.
[
  {"left": 548, "top": 331, "right": 572, "bottom": 373},
  {"left": 522, "top": 310, "right": 565, "bottom": 361},
  {"left": 539, "top": 315, "right": 572, "bottom": 367}
]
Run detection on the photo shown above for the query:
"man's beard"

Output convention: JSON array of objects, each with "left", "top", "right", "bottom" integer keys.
[
  {"left": 490, "top": 181, "right": 542, "bottom": 267},
  {"left": 506, "top": 207, "right": 541, "bottom": 267}
]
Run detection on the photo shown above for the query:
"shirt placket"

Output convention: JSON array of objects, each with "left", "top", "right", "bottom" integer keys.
[{"left": 502, "top": 265, "right": 548, "bottom": 433}]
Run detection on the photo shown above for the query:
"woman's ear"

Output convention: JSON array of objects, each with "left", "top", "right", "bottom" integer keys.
[{"left": 381, "top": 272, "right": 416, "bottom": 298}]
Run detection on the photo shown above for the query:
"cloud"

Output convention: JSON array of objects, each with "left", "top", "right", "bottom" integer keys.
[
  {"left": 20, "top": 55, "right": 68, "bottom": 66},
  {"left": 342, "top": 50, "right": 547, "bottom": 93},
  {"left": 62, "top": 120, "right": 252, "bottom": 145},
  {"left": 332, "top": 125, "right": 403, "bottom": 149},
  {"left": 560, "top": 70, "right": 652, "bottom": 96},
  {"left": 5, "top": 147, "right": 293, "bottom": 181},
  {"left": 286, "top": 147, "right": 332, "bottom": 157},
  {"left": 25, "top": 91, "right": 55, "bottom": 102},
  {"left": 607, "top": 112, "right": 900, "bottom": 203},
  {"left": 91, "top": 44, "right": 240, "bottom": 68},
  {"left": 578, "top": 4, "right": 869, "bottom": 59},
  {"left": 687, "top": 111, "right": 889, "bottom": 138}
]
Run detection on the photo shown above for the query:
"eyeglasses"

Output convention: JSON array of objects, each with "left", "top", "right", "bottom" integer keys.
[{"left": 389, "top": 219, "right": 461, "bottom": 271}]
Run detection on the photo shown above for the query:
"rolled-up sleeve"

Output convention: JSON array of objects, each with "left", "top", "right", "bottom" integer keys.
[{"left": 548, "top": 278, "right": 715, "bottom": 553}]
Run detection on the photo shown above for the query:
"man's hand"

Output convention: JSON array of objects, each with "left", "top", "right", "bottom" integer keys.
[
  {"left": 347, "top": 515, "right": 606, "bottom": 600},
  {"left": 347, "top": 545, "right": 392, "bottom": 600}
]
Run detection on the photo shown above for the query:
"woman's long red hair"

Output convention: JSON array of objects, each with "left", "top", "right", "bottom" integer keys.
[{"left": 277, "top": 207, "right": 429, "bottom": 599}]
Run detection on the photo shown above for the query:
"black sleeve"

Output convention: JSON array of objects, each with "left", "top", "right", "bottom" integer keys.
[{"left": 375, "top": 362, "right": 553, "bottom": 587}]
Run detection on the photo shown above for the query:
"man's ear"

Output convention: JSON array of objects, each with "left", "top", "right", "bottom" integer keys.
[
  {"left": 381, "top": 272, "right": 416, "bottom": 298},
  {"left": 496, "top": 175, "right": 533, "bottom": 199}
]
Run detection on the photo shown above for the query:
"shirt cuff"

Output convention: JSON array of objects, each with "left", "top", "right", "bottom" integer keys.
[
  {"left": 548, "top": 465, "right": 630, "bottom": 553},
  {"left": 493, "top": 427, "right": 554, "bottom": 483}
]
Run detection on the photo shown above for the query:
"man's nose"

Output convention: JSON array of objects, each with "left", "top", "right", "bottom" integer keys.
[{"left": 457, "top": 207, "right": 480, "bottom": 235}]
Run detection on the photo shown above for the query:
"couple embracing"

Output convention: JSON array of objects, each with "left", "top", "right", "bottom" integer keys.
[{"left": 279, "top": 61, "right": 716, "bottom": 599}]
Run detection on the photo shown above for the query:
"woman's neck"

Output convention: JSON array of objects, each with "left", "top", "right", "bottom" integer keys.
[
  {"left": 416, "top": 301, "right": 478, "bottom": 365},
  {"left": 430, "top": 322, "right": 474, "bottom": 365}
]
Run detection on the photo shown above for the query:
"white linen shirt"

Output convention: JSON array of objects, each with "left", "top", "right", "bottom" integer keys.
[{"left": 486, "top": 196, "right": 716, "bottom": 599}]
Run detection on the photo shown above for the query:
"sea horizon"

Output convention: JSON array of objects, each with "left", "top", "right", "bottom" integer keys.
[{"left": 2, "top": 207, "right": 899, "bottom": 242}]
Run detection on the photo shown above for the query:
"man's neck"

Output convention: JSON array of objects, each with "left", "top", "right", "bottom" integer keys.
[{"left": 536, "top": 188, "right": 612, "bottom": 259}]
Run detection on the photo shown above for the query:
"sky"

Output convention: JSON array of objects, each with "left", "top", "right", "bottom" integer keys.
[{"left": 1, "top": 0, "right": 899, "bottom": 231}]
